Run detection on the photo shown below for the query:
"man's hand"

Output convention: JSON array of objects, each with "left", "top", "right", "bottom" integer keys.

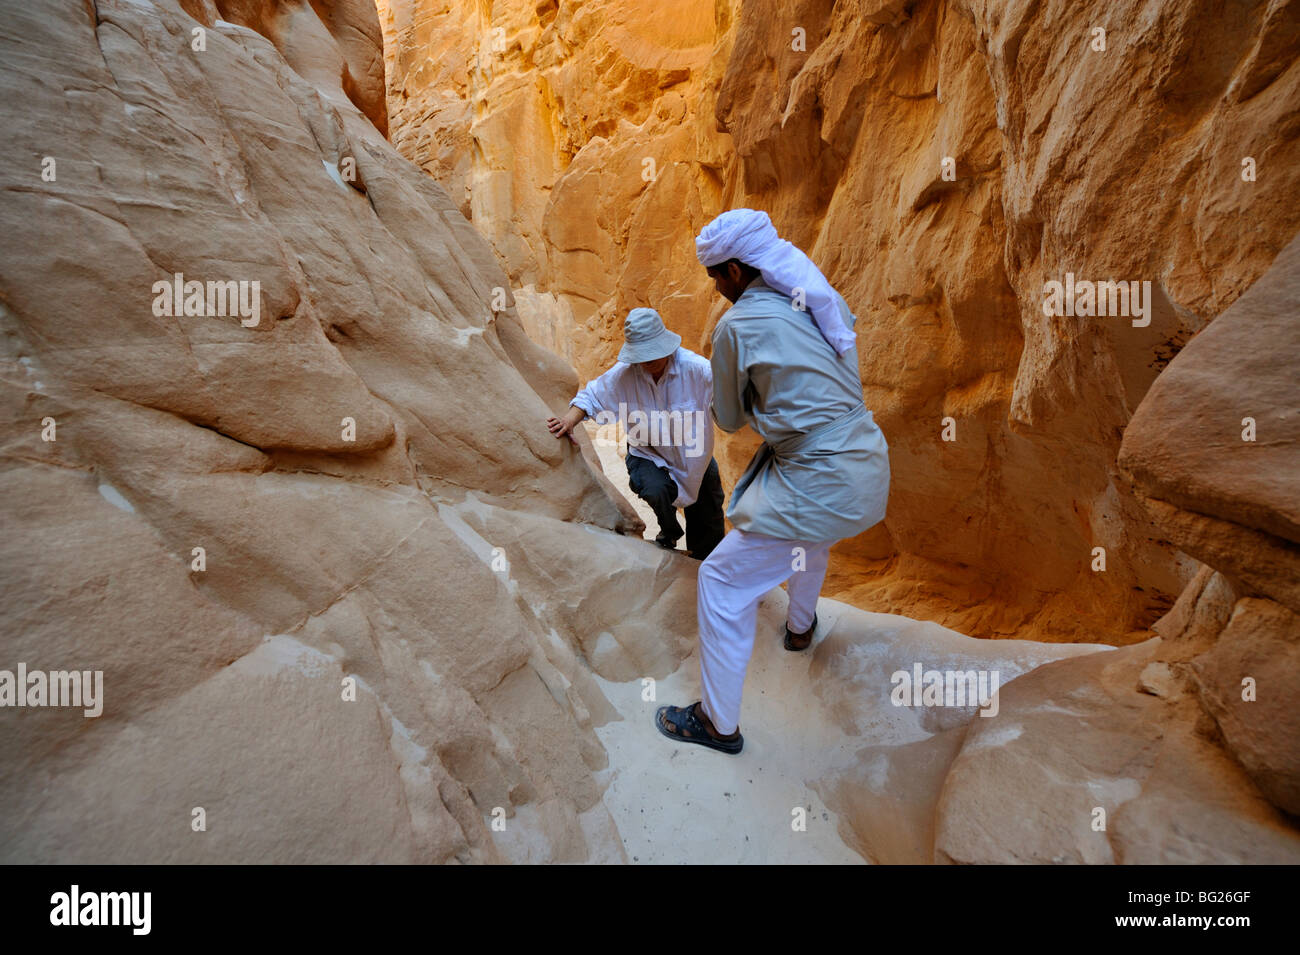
[{"left": 547, "top": 406, "right": 586, "bottom": 445}]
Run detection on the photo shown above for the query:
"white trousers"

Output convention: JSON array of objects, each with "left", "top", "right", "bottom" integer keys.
[{"left": 696, "top": 528, "right": 833, "bottom": 735}]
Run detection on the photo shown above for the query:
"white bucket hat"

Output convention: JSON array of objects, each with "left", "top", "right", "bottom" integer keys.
[{"left": 617, "top": 308, "right": 681, "bottom": 363}]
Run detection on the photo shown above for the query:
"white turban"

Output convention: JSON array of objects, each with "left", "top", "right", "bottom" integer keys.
[{"left": 695, "top": 208, "right": 856, "bottom": 356}]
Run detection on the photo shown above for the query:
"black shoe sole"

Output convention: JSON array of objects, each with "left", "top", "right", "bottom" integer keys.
[{"left": 784, "top": 612, "right": 818, "bottom": 651}]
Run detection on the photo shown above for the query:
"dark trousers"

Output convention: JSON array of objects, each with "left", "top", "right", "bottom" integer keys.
[{"left": 626, "top": 454, "right": 726, "bottom": 560}]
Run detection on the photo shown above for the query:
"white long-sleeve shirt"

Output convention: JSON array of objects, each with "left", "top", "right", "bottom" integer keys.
[{"left": 570, "top": 347, "right": 715, "bottom": 507}]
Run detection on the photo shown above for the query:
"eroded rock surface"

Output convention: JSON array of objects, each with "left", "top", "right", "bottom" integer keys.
[
  {"left": 0, "top": 0, "right": 650, "bottom": 863},
  {"left": 1120, "top": 233, "right": 1300, "bottom": 820}
]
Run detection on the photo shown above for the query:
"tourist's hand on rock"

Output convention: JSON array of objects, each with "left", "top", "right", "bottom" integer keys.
[{"left": 547, "top": 414, "right": 578, "bottom": 445}]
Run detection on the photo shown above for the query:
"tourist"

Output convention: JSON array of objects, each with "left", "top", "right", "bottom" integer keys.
[{"left": 547, "top": 308, "right": 726, "bottom": 560}]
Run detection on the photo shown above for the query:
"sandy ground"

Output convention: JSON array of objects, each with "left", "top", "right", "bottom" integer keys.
[
  {"left": 591, "top": 594, "right": 869, "bottom": 864},
  {"left": 587, "top": 592, "right": 1113, "bottom": 863}
]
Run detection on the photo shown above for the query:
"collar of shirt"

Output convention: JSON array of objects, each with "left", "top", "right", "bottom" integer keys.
[{"left": 732, "top": 277, "right": 780, "bottom": 314}]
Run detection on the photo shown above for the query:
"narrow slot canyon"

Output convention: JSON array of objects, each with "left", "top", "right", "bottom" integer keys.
[{"left": 0, "top": 0, "right": 1296, "bottom": 869}]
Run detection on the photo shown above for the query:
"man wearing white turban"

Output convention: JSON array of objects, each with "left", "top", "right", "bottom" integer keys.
[
  {"left": 693, "top": 208, "right": 858, "bottom": 356},
  {"left": 655, "top": 209, "right": 890, "bottom": 755}
]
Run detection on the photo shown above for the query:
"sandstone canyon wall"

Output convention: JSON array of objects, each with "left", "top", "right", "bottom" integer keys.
[
  {"left": 0, "top": 0, "right": 674, "bottom": 862},
  {"left": 376, "top": 0, "right": 1300, "bottom": 646}
]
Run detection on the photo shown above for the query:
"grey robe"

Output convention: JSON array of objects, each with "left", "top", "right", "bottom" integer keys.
[{"left": 710, "top": 279, "right": 890, "bottom": 543}]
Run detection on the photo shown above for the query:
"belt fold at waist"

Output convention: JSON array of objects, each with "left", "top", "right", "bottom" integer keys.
[{"left": 767, "top": 403, "right": 871, "bottom": 458}]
